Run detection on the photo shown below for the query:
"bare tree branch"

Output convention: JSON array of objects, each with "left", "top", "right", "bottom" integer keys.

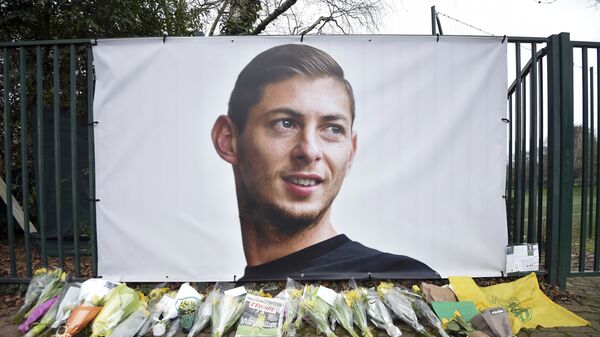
[
  {"left": 299, "top": 15, "right": 333, "bottom": 35},
  {"left": 208, "top": 0, "right": 229, "bottom": 36},
  {"left": 251, "top": 0, "right": 297, "bottom": 35}
]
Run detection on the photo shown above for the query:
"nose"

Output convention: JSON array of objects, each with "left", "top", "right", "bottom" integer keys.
[{"left": 291, "top": 129, "right": 322, "bottom": 164}]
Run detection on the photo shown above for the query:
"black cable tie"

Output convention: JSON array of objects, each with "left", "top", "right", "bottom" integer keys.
[
  {"left": 436, "top": 33, "right": 440, "bottom": 42},
  {"left": 163, "top": 34, "right": 167, "bottom": 44},
  {"left": 300, "top": 33, "right": 305, "bottom": 43},
  {"left": 233, "top": 275, "right": 237, "bottom": 282},
  {"left": 502, "top": 35, "right": 507, "bottom": 44},
  {"left": 88, "top": 121, "right": 99, "bottom": 126},
  {"left": 501, "top": 118, "right": 510, "bottom": 123},
  {"left": 368, "top": 272, "right": 372, "bottom": 280},
  {"left": 89, "top": 198, "right": 100, "bottom": 202},
  {"left": 91, "top": 38, "right": 98, "bottom": 46}
]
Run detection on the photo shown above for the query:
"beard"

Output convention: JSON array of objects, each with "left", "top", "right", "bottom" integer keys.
[{"left": 238, "top": 181, "right": 336, "bottom": 239}]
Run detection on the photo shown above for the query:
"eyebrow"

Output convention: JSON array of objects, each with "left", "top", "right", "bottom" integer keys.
[{"left": 264, "top": 108, "right": 350, "bottom": 124}]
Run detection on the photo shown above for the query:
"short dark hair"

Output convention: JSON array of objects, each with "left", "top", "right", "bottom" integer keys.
[{"left": 228, "top": 44, "right": 355, "bottom": 133}]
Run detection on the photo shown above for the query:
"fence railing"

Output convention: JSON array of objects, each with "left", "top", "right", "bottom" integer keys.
[
  {"left": 0, "top": 39, "right": 97, "bottom": 282},
  {"left": 506, "top": 34, "right": 600, "bottom": 288},
  {"left": 1, "top": 35, "right": 599, "bottom": 288}
]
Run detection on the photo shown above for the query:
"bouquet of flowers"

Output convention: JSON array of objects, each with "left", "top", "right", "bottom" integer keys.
[
  {"left": 211, "top": 285, "right": 246, "bottom": 337},
  {"left": 406, "top": 285, "right": 451, "bottom": 337},
  {"left": 90, "top": 284, "right": 142, "bottom": 337},
  {"left": 19, "top": 296, "right": 60, "bottom": 335},
  {"left": 137, "top": 284, "right": 170, "bottom": 336},
  {"left": 51, "top": 283, "right": 82, "bottom": 330},
  {"left": 187, "top": 289, "right": 216, "bottom": 337},
  {"left": 301, "top": 284, "right": 336, "bottom": 337},
  {"left": 377, "top": 282, "right": 433, "bottom": 337},
  {"left": 14, "top": 268, "right": 65, "bottom": 324},
  {"left": 345, "top": 280, "right": 373, "bottom": 337},
  {"left": 56, "top": 278, "right": 120, "bottom": 337},
  {"left": 331, "top": 293, "right": 360, "bottom": 337},
  {"left": 365, "top": 288, "right": 402, "bottom": 337},
  {"left": 276, "top": 278, "right": 304, "bottom": 337}
]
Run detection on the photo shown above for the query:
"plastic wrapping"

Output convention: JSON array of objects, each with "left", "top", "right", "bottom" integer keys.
[
  {"left": 346, "top": 280, "right": 373, "bottom": 337},
  {"left": 136, "top": 283, "right": 169, "bottom": 336},
  {"left": 211, "top": 285, "right": 246, "bottom": 337},
  {"left": 301, "top": 285, "right": 336, "bottom": 337},
  {"left": 90, "top": 284, "right": 142, "bottom": 337},
  {"left": 18, "top": 297, "right": 59, "bottom": 334},
  {"left": 365, "top": 289, "right": 401, "bottom": 337},
  {"left": 52, "top": 284, "right": 82, "bottom": 329},
  {"left": 275, "top": 278, "right": 304, "bottom": 337},
  {"left": 107, "top": 307, "right": 149, "bottom": 337},
  {"left": 377, "top": 283, "right": 433, "bottom": 337},
  {"left": 187, "top": 289, "right": 215, "bottom": 337},
  {"left": 14, "top": 268, "right": 63, "bottom": 324},
  {"left": 331, "top": 293, "right": 360, "bottom": 337}
]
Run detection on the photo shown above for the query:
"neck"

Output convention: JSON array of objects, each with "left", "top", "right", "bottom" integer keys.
[{"left": 240, "top": 209, "right": 337, "bottom": 266}]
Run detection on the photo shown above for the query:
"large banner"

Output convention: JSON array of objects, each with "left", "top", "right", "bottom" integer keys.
[{"left": 93, "top": 36, "right": 507, "bottom": 281}]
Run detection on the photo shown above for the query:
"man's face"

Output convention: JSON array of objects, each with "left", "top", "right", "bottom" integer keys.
[{"left": 234, "top": 75, "right": 356, "bottom": 233}]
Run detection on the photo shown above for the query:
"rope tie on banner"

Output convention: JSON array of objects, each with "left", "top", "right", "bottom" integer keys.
[
  {"left": 88, "top": 121, "right": 99, "bottom": 126},
  {"left": 436, "top": 33, "right": 440, "bottom": 42},
  {"left": 300, "top": 33, "right": 306, "bottom": 42},
  {"left": 163, "top": 34, "right": 167, "bottom": 44},
  {"left": 501, "top": 118, "right": 510, "bottom": 123},
  {"left": 89, "top": 198, "right": 100, "bottom": 202},
  {"left": 502, "top": 35, "right": 507, "bottom": 44}
]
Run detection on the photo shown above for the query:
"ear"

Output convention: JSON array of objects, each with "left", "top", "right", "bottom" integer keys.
[
  {"left": 346, "top": 132, "right": 357, "bottom": 172},
  {"left": 211, "top": 115, "right": 239, "bottom": 165}
]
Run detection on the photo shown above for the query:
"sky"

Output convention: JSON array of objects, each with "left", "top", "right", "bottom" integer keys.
[{"left": 381, "top": 0, "right": 600, "bottom": 41}]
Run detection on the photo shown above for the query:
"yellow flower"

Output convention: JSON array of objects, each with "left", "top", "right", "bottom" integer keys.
[
  {"left": 441, "top": 318, "right": 450, "bottom": 329},
  {"left": 412, "top": 285, "right": 421, "bottom": 293},
  {"left": 344, "top": 290, "right": 358, "bottom": 307},
  {"left": 453, "top": 310, "right": 462, "bottom": 318}
]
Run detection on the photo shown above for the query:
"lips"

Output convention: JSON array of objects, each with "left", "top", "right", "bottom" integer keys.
[{"left": 283, "top": 174, "right": 323, "bottom": 197}]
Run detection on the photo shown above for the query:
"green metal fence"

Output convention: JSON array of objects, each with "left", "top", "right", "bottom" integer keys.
[
  {"left": 1, "top": 36, "right": 599, "bottom": 287},
  {"left": 506, "top": 33, "right": 600, "bottom": 288},
  {"left": 0, "top": 39, "right": 96, "bottom": 282}
]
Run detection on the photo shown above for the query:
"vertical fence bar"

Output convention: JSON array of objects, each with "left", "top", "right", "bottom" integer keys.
[
  {"left": 595, "top": 52, "right": 600, "bottom": 271},
  {"left": 3, "top": 47, "right": 17, "bottom": 277},
  {"left": 521, "top": 74, "right": 528, "bottom": 241},
  {"left": 19, "top": 47, "right": 32, "bottom": 277},
  {"left": 508, "top": 95, "right": 514, "bottom": 237},
  {"left": 53, "top": 45, "right": 64, "bottom": 269},
  {"left": 580, "top": 48, "right": 589, "bottom": 272},
  {"left": 87, "top": 45, "right": 97, "bottom": 277},
  {"left": 35, "top": 46, "right": 47, "bottom": 266},
  {"left": 590, "top": 65, "right": 596, "bottom": 264},
  {"left": 538, "top": 56, "right": 545, "bottom": 246},
  {"left": 70, "top": 44, "right": 80, "bottom": 277},
  {"left": 590, "top": 63, "right": 600, "bottom": 271},
  {"left": 529, "top": 43, "right": 538, "bottom": 243},
  {"left": 515, "top": 42, "right": 523, "bottom": 244}
]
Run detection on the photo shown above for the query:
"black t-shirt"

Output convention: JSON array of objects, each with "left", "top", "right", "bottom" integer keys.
[{"left": 239, "top": 234, "right": 440, "bottom": 281}]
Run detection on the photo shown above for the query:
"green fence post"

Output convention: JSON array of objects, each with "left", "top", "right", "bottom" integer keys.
[{"left": 546, "top": 33, "right": 576, "bottom": 288}]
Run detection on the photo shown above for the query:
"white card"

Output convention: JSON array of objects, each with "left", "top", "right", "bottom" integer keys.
[
  {"left": 225, "top": 286, "right": 247, "bottom": 297},
  {"left": 316, "top": 286, "right": 337, "bottom": 306}
]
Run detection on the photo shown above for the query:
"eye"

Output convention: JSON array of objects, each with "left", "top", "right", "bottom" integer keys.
[
  {"left": 329, "top": 125, "right": 342, "bottom": 134},
  {"left": 280, "top": 119, "right": 294, "bottom": 129}
]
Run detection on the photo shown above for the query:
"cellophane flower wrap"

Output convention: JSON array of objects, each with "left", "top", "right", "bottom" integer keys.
[
  {"left": 187, "top": 289, "right": 216, "bottom": 337},
  {"left": 25, "top": 269, "right": 67, "bottom": 321},
  {"left": 365, "top": 289, "right": 401, "bottom": 337},
  {"left": 90, "top": 284, "right": 141, "bottom": 337},
  {"left": 14, "top": 268, "right": 63, "bottom": 324},
  {"left": 275, "top": 278, "right": 304, "bottom": 337},
  {"left": 332, "top": 292, "right": 360, "bottom": 337},
  {"left": 346, "top": 280, "right": 373, "bottom": 337},
  {"left": 377, "top": 282, "right": 433, "bottom": 337},
  {"left": 136, "top": 283, "right": 170, "bottom": 336},
  {"left": 211, "top": 285, "right": 246, "bottom": 337},
  {"left": 400, "top": 285, "right": 451, "bottom": 337},
  {"left": 18, "top": 296, "right": 59, "bottom": 334},
  {"left": 300, "top": 284, "right": 336, "bottom": 337},
  {"left": 51, "top": 284, "right": 82, "bottom": 330}
]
